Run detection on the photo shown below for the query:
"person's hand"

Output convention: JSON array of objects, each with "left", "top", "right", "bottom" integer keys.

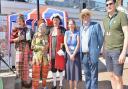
[
  {"left": 118, "top": 53, "right": 126, "bottom": 64},
  {"left": 32, "top": 55, "right": 42, "bottom": 65},
  {"left": 32, "top": 58, "right": 40, "bottom": 65},
  {"left": 13, "top": 35, "right": 24, "bottom": 42},
  {"left": 70, "top": 54, "right": 75, "bottom": 61},
  {"left": 19, "top": 35, "right": 24, "bottom": 40},
  {"left": 41, "top": 46, "right": 45, "bottom": 51},
  {"left": 57, "top": 49, "right": 65, "bottom": 56},
  {"left": 48, "top": 60, "right": 52, "bottom": 70},
  {"left": 13, "top": 37, "right": 19, "bottom": 43}
]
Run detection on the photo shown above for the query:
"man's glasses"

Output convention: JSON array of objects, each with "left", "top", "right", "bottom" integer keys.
[{"left": 106, "top": 3, "right": 113, "bottom": 7}]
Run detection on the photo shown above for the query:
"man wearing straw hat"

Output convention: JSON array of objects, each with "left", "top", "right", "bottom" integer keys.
[{"left": 79, "top": 9, "right": 104, "bottom": 89}]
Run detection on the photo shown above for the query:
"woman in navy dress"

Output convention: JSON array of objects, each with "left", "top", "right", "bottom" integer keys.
[{"left": 64, "top": 19, "right": 81, "bottom": 89}]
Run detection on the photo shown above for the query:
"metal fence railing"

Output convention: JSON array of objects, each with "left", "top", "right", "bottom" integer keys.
[{"left": 0, "top": 15, "right": 10, "bottom": 70}]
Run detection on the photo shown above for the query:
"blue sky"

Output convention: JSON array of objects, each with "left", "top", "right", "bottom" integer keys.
[
  {"left": 94, "top": 0, "right": 127, "bottom": 6},
  {"left": 25, "top": 0, "right": 128, "bottom": 7}
]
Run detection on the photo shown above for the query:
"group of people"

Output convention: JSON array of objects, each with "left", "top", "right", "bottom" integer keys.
[{"left": 10, "top": 0, "right": 128, "bottom": 89}]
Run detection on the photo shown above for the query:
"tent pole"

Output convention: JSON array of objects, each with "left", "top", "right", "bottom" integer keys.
[
  {"left": 0, "top": 0, "right": 1, "bottom": 14},
  {"left": 37, "top": 0, "right": 40, "bottom": 21}
]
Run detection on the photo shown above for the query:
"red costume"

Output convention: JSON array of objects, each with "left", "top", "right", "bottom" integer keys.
[
  {"left": 49, "top": 26, "right": 66, "bottom": 71},
  {"left": 10, "top": 27, "right": 31, "bottom": 87},
  {"left": 10, "top": 27, "right": 19, "bottom": 43}
]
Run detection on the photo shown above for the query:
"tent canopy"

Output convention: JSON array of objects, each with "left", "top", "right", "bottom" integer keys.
[{"left": 8, "top": 6, "right": 68, "bottom": 32}]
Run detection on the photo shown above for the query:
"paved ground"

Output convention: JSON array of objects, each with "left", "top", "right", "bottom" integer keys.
[
  {"left": 98, "top": 57, "right": 128, "bottom": 89},
  {"left": 22, "top": 58, "right": 128, "bottom": 89},
  {"left": 0, "top": 57, "right": 128, "bottom": 89},
  {"left": 98, "top": 62, "right": 128, "bottom": 89},
  {"left": 24, "top": 57, "right": 128, "bottom": 89}
]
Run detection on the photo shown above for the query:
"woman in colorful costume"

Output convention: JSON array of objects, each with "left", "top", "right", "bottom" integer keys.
[
  {"left": 31, "top": 23, "right": 49, "bottom": 89},
  {"left": 10, "top": 14, "right": 31, "bottom": 88}
]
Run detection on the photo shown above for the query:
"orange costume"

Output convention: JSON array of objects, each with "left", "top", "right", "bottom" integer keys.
[{"left": 31, "top": 23, "right": 49, "bottom": 89}]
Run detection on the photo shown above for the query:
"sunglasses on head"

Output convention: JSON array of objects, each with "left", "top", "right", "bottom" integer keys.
[{"left": 106, "top": 2, "right": 114, "bottom": 7}]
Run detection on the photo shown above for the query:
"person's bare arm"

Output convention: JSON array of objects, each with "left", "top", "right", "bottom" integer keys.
[
  {"left": 64, "top": 34, "right": 71, "bottom": 56},
  {"left": 119, "top": 25, "right": 128, "bottom": 64},
  {"left": 72, "top": 35, "right": 80, "bottom": 56}
]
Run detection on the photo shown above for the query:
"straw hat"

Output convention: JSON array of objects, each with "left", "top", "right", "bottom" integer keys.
[{"left": 80, "top": 9, "right": 92, "bottom": 19}]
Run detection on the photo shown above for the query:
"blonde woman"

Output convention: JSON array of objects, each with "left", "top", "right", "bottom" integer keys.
[{"left": 64, "top": 19, "right": 81, "bottom": 89}]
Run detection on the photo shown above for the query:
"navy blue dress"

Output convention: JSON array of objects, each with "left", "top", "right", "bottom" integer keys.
[{"left": 65, "top": 30, "right": 81, "bottom": 81}]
